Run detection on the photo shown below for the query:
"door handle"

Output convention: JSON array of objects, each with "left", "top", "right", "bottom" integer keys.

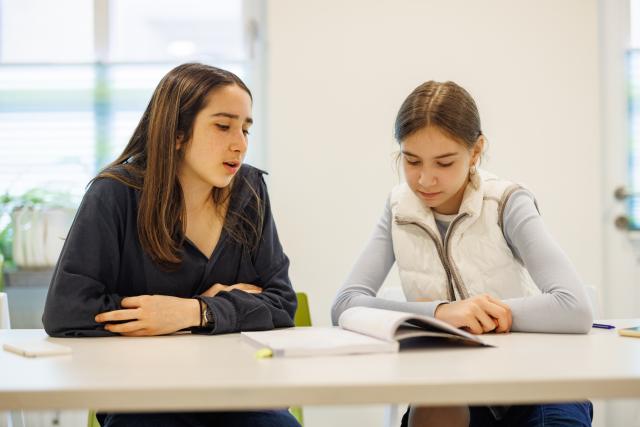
[
  {"left": 614, "top": 215, "right": 632, "bottom": 230},
  {"left": 613, "top": 186, "right": 640, "bottom": 230},
  {"left": 614, "top": 186, "right": 640, "bottom": 201}
]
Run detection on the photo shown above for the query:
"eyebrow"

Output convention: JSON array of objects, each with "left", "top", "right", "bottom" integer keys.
[
  {"left": 401, "top": 150, "right": 458, "bottom": 160},
  {"left": 211, "top": 112, "right": 253, "bottom": 125}
]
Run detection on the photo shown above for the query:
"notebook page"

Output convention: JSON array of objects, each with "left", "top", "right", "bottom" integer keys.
[
  {"left": 242, "top": 327, "right": 398, "bottom": 357},
  {"left": 338, "top": 306, "right": 410, "bottom": 341}
]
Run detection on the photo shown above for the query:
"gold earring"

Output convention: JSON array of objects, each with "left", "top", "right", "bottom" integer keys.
[{"left": 470, "top": 165, "right": 477, "bottom": 175}]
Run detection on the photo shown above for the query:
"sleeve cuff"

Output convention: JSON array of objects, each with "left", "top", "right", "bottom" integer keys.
[{"left": 192, "top": 295, "right": 237, "bottom": 335}]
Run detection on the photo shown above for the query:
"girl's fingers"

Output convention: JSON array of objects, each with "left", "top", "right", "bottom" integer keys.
[
  {"left": 478, "top": 300, "right": 511, "bottom": 333},
  {"left": 467, "top": 322, "right": 483, "bottom": 335},
  {"left": 486, "top": 294, "right": 510, "bottom": 310},
  {"left": 201, "top": 283, "right": 262, "bottom": 297},
  {"left": 121, "top": 296, "right": 144, "bottom": 308},
  {"left": 95, "top": 309, "right": 140, "bottom": 323},
  {"left": 104, "top": 321, "right": 145, "bottom": 334},
  {"left": 229, "top": 284, "right": 263, "bottom": 293},
  {"left": 463, "top": 316, "right": 484, "bottom": 335},
  {"left": 472, "top": 306, "right": 497, "bottom": 333},
  {"left": 483, "top": 296, "right": 512, "bottom": 332},
  {"left": 201, "top": 284, "right": 228, "bottom": 297}
]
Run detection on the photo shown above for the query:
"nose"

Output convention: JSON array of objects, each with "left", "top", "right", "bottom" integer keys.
[
  {"left": 229, "top": 130, "right": 248, "bottom": 154},
  {"left": 418, "top": 169, "right": 437, "bottom": 188}
]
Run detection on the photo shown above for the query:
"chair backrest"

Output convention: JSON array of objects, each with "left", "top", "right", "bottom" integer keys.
[
  {"left": 294, "top": 292, "right": 312, "bottom": 327},
  {"left": 0, "top": 292, "right": 11, "bottom": 329}
]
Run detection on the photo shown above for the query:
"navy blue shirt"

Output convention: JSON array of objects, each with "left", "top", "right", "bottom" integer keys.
[{"left": 42, "top": 164, "right": 296, "bottom": 337}]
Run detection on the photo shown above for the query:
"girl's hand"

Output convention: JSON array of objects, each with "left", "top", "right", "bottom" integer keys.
[
  {"left": 94, "top": 295, "right": 200, "bottom": 336},
  {"left": 200, "top": 283, "right": 263, "bottom": 297},
  {"left": 434, "top": 294, "right": 512, "bottom": 334}
]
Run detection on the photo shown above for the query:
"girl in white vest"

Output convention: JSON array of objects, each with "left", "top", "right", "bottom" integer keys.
[{"left": 332, "top": 81, "right": 593, "bottom": 427}]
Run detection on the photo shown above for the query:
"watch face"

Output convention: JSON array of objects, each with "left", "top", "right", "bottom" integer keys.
[
  {"left": 203, "top": 306, "right": 213, "bottom": 327},
  {"left": 207, "top": 309, "right": 215, "bottom": 327},
  {"left": 201, "top": 303, "right": 209, "bottom": 327}
]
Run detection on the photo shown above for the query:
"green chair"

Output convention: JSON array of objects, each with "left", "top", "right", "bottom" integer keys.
[
  {"left": 294, "top": 292, "right": 311, "bottom": 328},
  {"left": 87, "top": 410, "right": 99, "bottom": 427},
  {"left": 288, "top": 292, "right": 311, "bottom": 425},
  {"left": 88, "top": 292, "right": 312, "bottom": 427}
]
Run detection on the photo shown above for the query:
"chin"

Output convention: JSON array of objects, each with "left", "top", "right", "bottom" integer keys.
[
  {"left": 211, "top": 177, "right": 233, "bottom": 188},
  {"left": 202, "top": 171, "right": 230, "bottom": 187},
  {"left": 423, "top": 200, "right": 441, "bottom": 209}
]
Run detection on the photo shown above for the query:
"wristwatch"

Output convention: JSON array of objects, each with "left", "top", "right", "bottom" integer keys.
[{"left": 199, "top": 299, "right": 215, "bottom": 329}]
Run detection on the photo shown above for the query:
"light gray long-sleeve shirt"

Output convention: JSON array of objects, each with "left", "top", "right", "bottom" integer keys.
[{"left": 331, "top": 189, "right": 593, "bottom": 333}]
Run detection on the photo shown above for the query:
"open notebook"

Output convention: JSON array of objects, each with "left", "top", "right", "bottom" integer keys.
[{"left": 242, "top": 306, "right": 490, "bottom": 357}]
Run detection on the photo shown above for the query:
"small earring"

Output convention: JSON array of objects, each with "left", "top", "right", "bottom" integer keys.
[{"left": 470, "top": 165, "right": 477, "bottom": 175}]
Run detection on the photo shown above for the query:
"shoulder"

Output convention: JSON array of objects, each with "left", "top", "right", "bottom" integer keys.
[
  {"left": 389, "top": 182, "right": 412, "bottom": 205},
  {"left": 503, "top": 189, "right": 538, "bottom": 218},
  {"left": 234, "top": 163, "right": 269, "bottom": 196},
  {"left": 237, "top": 163, "right": 267, "bottom": 183},
  {"left": 500, "top": 186, "right": 539, "bottom": 233},
  {"left": 84, "top": 175, "right": 137, "bottom": 212},
  {"left": 480, "top": 171, "right": 535, "bottom": 202},
  {"left": 478, "top": 170, "right": 538, "bottom": 226},
  {"left": 228, "top": 164, "right": 271, "bottom": 216}
]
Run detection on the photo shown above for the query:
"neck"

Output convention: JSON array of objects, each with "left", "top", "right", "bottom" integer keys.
[
  {"left": 433, "top": 182, "right": 467, "bottom": 215},
  {"left": 179, "top": 173, "right": 215, "bottom": 215}
]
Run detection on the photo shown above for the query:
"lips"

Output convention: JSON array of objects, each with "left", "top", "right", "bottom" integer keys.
[
  {"left": 223, "top": 160, "right": 241, "bottom": 173},
  {"left": 418, "top": 190, "right": 442, "bottom": 200}
]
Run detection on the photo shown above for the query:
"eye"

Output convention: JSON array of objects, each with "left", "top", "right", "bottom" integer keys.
[
  {"left": 216, "top": 124, "right": 230, "bottom": 131},
  {"left": 404, "top": 157, "right": 421, "bottom": 166},
  {"left": 437, "top": 161, "right": 454, "bottom": 167},
  {"left": 242, "top": 129, "right": 250, "bottom": 136}
]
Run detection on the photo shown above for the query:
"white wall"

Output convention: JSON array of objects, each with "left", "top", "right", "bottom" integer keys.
[
  {"left": 265, "top": 0, "right": 601, "bottom": 327},
  {"left": 265, "top": 3, "right": 602, "bottom": 425}
]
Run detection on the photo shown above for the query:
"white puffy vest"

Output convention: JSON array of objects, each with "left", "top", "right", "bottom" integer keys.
[{"left": 390, "top": 171, "right": 541, "bottom": 302}]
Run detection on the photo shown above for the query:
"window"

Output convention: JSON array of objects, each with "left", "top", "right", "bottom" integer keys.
[
  {"left": 628, "top": 0, "right": 640, "bottom": 226},
  {"left": 0, "top": 0, "right": 264, "bottom": 199}
]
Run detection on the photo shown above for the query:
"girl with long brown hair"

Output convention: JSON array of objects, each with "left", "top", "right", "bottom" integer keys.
[
  {"left": 43, "top": 63, "right": 300, "bottom": 427},
  {"left": 332, "top": 80, "right": 593, "bottom": 426}
]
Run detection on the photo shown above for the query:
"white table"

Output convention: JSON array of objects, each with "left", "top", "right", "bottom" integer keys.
[{"left": 1, "top": 321, "right": 640, "bottom": 412}]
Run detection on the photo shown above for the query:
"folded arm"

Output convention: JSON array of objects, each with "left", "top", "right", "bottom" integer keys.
[
  {"left": 502, "top": 190, "right": 593, "bottom": 333},
  {"left": 331, "top": 198, "right": 445, "bottom": 325},
  {"left": 195, "top": 177, "right": 297, "bottom": 334},
  {"left": 43, "top": 181, "right": 125, "bottom": 337}
]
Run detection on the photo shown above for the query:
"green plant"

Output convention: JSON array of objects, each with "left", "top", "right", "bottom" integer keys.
[{"left": 0, "top": 189, "right": 77, "bottom": 268}]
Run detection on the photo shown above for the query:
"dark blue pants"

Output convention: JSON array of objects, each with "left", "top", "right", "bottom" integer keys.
[
  {"left": 97, "top": 410, "right": 301, "bottom": 427},
  {"left": 400, "top": 402, "right": 593, "bottom": 427}
]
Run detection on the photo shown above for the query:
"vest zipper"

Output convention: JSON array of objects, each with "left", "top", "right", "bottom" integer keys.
[
  {"left": 443, "top": 213, "right": 470, "bottom": 300},
  {"left": 395, "top": 213, "right": 471, "bottom": 301},
  {"left": 394, "top": 216, "right": 456, "bottom": 301}
]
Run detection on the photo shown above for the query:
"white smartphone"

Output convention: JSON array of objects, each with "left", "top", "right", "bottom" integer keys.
[{"left": 2, "top": 340, "right": 72, "bottom": 358}]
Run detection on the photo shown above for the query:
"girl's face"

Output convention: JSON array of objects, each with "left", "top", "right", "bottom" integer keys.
[
  {"left": 401, "top": 126, "right": 482, "bottom": 215},
  {"left": 177, "top": 84, "right": 252, "bottom": 189}
]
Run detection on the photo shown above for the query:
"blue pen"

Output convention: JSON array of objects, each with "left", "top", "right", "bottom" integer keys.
[{"left": 592, "top": 323, "right": 615, "bottom": 329}]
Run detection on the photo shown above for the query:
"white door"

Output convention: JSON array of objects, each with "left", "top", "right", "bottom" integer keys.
[
  {"left": 602, "top": 0, "right": 640, "bottom": 320},
  {"left": 601, "top": 0, "right": 640, "bottom": 426}
]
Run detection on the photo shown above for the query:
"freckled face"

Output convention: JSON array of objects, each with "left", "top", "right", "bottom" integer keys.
[
  {"left": 401, "top": 126, "right": 481, "bottom": 214},
  {"left": 178, "top": 84, "right": 253, "bottom": 188}
]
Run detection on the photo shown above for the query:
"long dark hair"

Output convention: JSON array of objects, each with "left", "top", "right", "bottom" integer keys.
[
  {"left": 95, "top": 63, "right": 262, "bottom": 268},
  {"left": 394, "top": 81, "right": 482, "bottom": 148}
]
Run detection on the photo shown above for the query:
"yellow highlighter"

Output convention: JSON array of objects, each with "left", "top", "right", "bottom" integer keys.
[
  {"left": 255, "top": 347, "right": 273, "bottom": 359},
  {"left": 618, "top": 326, "right": 640, "bottom": 338}
]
